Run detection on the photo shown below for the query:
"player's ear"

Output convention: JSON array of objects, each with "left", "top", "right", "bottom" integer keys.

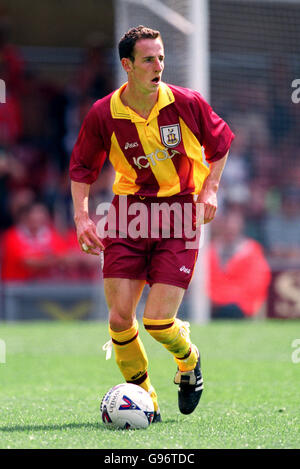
[{"left": 121, "top": 57, "right": 134, "bottom": 73}]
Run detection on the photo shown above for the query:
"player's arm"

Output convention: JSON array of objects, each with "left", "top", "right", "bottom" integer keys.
[
  {"left": 71, "top": 180, "right": 104, "bottom": 255},
  {"left": 70, "top": 104, "right": 107, "bottom": 255},
  {"left": 192, "top": 90, "right": 234, "bottom": 225},
  {"left": 196, "top": 151, "right": 229, "bottom": 225}
]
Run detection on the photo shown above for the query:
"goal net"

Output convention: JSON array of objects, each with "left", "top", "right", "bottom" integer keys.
[
  {"left": 210, "top": 0, "right": 300, "bottom": 189},
  {"left": 209, "top": 1, "right": 300, "bottom": 319}
]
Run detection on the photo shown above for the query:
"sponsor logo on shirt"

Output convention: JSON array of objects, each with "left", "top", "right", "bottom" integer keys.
[{"left": 133, "top": 148, "right": 180, "bottom": 169}]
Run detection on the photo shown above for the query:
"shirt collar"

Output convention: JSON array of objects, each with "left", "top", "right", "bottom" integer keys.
[{"left": 110, "top": 82, "right": 175, "bottom": 122}]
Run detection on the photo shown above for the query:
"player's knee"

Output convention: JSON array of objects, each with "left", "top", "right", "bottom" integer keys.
[{"left": 109, "top": 309, "right": 135, "bottom": 332}]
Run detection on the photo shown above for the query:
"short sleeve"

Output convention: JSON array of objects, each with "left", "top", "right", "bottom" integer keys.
[
  {"left": 69, "top": 104, "right": 107, "bottom": 184},
  {"left": 195, "top": 93, "right": 235, "bottom": 163}
]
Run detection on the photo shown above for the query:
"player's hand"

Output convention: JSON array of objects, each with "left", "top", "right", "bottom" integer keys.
[
  {"left": 75, "top": 215, "right": 104, "bottom": 255},
  {"left": 195, "top": 189, "right": 217, "bottom": 226}
]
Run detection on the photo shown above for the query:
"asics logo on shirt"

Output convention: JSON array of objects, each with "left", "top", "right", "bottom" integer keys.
[
  {"left": 133, "top": 148, "right": 180, "bottom": 169},
  {"left": 124, "top": 141, "right": 139, "bottom": 150}
]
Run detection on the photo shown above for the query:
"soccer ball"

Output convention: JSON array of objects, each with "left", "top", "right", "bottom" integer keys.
[{"left": 100, "top": 383, "right": 154, "bottom": 429}]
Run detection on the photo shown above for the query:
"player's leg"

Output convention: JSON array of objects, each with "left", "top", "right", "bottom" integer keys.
[
  {"left": 143, "top": 282, "right": 203, "bottom": 415},
  {"left": 105, "top": 277, "right": 145, "bottom": 331},
  {"left": 104, "top": 277, "right": 160, "bottom": 417},
  {"left": 142, "top": 227, "right": 203, "bottom": 414},
  {"left": 143, "top": 283, "right": 198, "bottom": 372}
]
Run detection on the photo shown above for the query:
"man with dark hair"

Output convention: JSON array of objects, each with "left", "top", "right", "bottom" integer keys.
[
  {"left": 118, "top": 25, "right": 161, "bottom": 61},
  {"left": 70, "top": 25, "right": 234, "bottom": 421}
]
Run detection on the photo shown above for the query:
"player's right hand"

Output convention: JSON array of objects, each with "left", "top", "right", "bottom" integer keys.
[{"left": 75, "top": 216, "right": 104, "bottom": 255}]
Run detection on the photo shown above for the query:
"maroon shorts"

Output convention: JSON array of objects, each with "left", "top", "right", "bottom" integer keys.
[{"left": 101, "top": 195, "right": 200, "bottom": 289}]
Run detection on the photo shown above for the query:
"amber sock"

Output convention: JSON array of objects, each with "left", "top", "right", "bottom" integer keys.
[
  {"left": 109, "top": 320, "right": 159, "bottom": 411},
  {"left": 143, "top": 317, "right": 198, "bottom": 372}
]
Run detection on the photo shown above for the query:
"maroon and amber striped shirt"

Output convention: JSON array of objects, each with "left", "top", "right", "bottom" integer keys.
[{"left": 69, "top": 82, "right": 234, "bottom": 197}]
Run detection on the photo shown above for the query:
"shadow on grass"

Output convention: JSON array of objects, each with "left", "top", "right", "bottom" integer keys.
[
  {"left": 0, "top": 419, "right": 173, "bottom": 433},
  {"left": 0, "top": 421, "right": 101, "bottom": 433}
]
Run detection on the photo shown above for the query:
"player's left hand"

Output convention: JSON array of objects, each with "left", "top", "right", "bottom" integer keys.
[{"left": 195, "top": 189, "right": 217, "bottom": 226}]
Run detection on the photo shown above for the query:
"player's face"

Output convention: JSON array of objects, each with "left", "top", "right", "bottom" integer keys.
[{"left": 127, "top": 38, "right": 165, "bottom": 93}]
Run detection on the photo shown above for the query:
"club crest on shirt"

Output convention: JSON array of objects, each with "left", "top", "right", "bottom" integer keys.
[{"left": 160, "top": 124, "right": 181, "bottom": 148}]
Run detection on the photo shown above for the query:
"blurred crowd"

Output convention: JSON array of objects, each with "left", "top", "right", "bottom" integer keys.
[
  {"left": 215, "top": 67, "right": 300, "bottom": 268},
  {"left": 1, "top": 14, "right": 300, "bottom": 317},
  {"left": 0, "top": 17, "right": 114, "bottom": 283}
]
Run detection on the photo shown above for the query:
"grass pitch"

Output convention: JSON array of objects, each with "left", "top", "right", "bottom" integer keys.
[{"left": 0, "top": 319, "right": 299, "bottom": 449}]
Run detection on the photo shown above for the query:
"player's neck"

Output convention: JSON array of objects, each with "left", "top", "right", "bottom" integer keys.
[{"left": 121, "top": 83, "right": 158, "bottom": 120}]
